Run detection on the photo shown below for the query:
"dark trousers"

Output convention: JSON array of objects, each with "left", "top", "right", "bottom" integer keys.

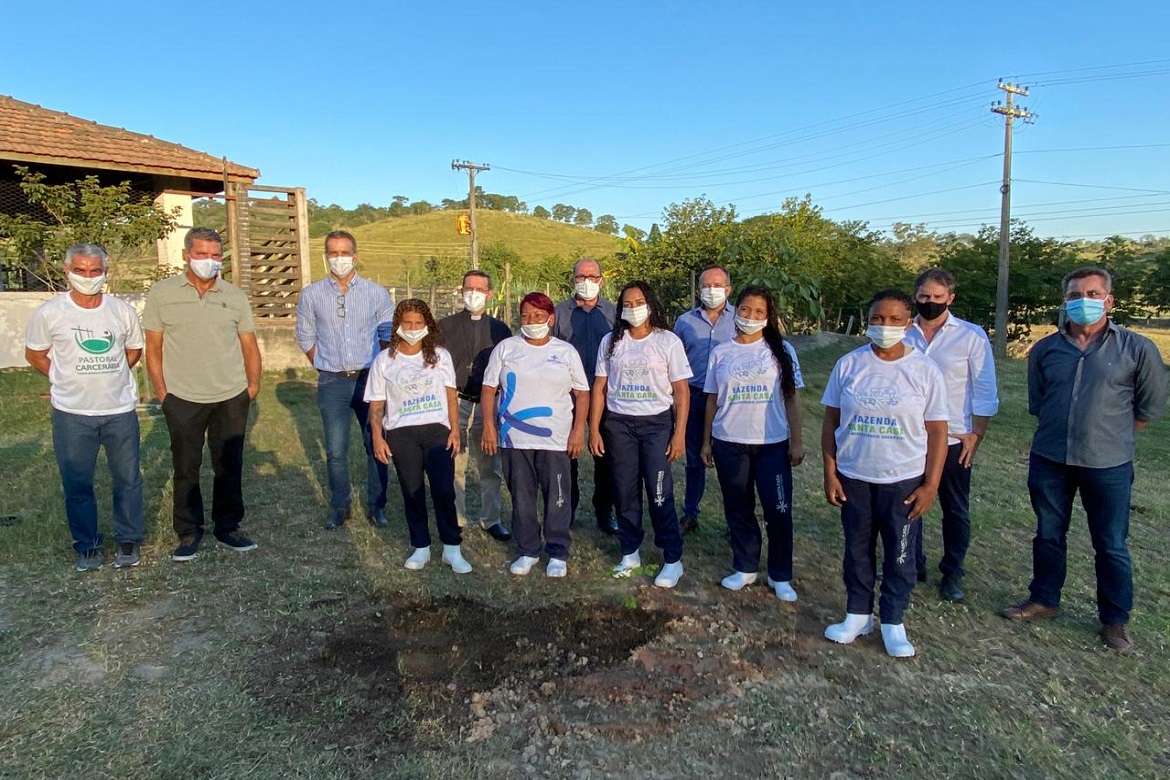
[
  {"left": 681, "top": 387, "right": 707, "bottom": 519},
  {"left": 502, "top": 448, "right": 572, "bottom": 560},
  {"left": 916, "top": 442, "right": 971, "bottom": 578},
  {"left": 603, "top": 410, "right": 684, "bottom": 564},
  {"left": 162, "top": 390, "right": 251, "bottom": 539},
  {"left": 317, "top": 370, "right": 388, "bottom": 512},
  {"left": 1027, "top": 453, "right": 1134, "bottom": 625},
  {"left": 386, "top": 423, "right": 460, "bottom": 549},
  {"left": 570, "top": 424, "right": 613, "bottom": 521},
  {"left": 839, "top": 473, "right": 923, "bottom": 624},
  {"left": 711, "top": 438, "right": 793, "bottom": 581}
]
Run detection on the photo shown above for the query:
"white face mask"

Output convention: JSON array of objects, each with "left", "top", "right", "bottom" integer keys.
[
  {"left": 621, "top": 304, "right": 649, "bottom": 327},
  {"left": 866, "top": 324, "right": 906, "bottom": 349},
  {"left": 700, "top": 287, "right": 728, "bottom": 308},
  {"left": 396, "top": 325, "right": 428, "bottom": 345},
  {"left": 68, "top": 272, "right": 106, "bottom": 295},
  {"left": 463, "top": 290, "right": 488, "bottom": 312},
  {"left": 734, "top": 315, "right": 767, "bottom": 335},
  {"left": 189, "top": 258, "right": 222, "bottom": 280},
  {"left": 521, "top": 322, "right": 550, "bottom": 340},
  {"left": 328, "top": 256, "right": 354, "bottom": 277},
  {"left": 574, "top": 279, "right": 601, "bottom": 301}
]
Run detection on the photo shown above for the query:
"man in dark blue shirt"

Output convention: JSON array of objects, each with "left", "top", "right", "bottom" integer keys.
[
  {"left": 1002, "top": 267, "right": 1167, "bottom": 654},
  {"left": 552, "top": 257, "right": 618, "bottom": 535}
]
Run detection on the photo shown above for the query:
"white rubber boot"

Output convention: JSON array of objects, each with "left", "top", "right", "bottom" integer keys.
[
  {"left": 403, "top": 547, "right": 431, "bottom": 570},
  {"left": 881, "top": 623, "right": 916, "bottom": 658},
  {"left": 824, "top": 613, "right": 873, "bottom": 644},
  {"left": 767, "top": 577, "right": 798, "bottom": 602},
  {"left": 720, "top": 571, "right": 758, "bottom": 591},
  {"left": 545, "top": 558, "right": 568, "bottom": 578},
  {"left": 442, "top": 544, "right": 473, "bottom": 574},
  {"left": 509, "top": 555, "right": 539, "bottom": 575},
  {"left": 654, "top": 560, "right": 684, "bottom": 589},
  {"left": 612, "top": 552, "right": 641, "bottom": 578}
]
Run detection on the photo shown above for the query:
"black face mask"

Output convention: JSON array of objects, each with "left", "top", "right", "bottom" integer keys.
[{"left": 915, "top": 300, "right": 948, "bottom": 320}]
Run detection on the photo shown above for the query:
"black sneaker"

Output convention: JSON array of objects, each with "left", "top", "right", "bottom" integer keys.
[
  {"left": 939, "top": 575, "right": 966, "bottom": 602},
  {"left": 215, "top": 530, "right": 258, "bottom": 552},
  {"left": 597, "top": 514, "right": 619, "bottom": 536},
  {"left": 485, "top": 522, "right": 512, "bottom": 542},
  {"left": 367, "top": 508, "right": 389, "bottom": 528},
  {"left": 324, "top": 509, "right": 350, "bottom": 530},
  {"left": 172, "top": 530, "right": 203, "bottom": 562}
]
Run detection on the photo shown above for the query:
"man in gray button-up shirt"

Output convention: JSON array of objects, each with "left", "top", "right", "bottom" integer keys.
[{"left": 1002, "top": 267, "right": 1167, "bottom": 654}]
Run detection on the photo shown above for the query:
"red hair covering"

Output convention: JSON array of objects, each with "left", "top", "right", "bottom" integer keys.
[{"left": 520, "top": 292, "right": 555, "bottom": 316}]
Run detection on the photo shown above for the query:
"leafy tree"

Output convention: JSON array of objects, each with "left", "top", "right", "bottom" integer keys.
[
  {"left": 0, "top": 165, "right": 179, "bottom": 290},
  {"left": 532, "top": 205, "right": 551, "bottom": 219},
  {"left": 409, "top": 200, "right": 433, "bottom": 216},
  {"left": 594, "top": 214, "right": 619, "bottom": 235},
  {"left": 551, "top": 203, "right": 575, "bottom": 223},
  {"left": 1143, "top": 247, "right": 1170, "bottom": 313},
  {"left": 573, "top": 208, "right": 594, "bottom": 227},
  {"left": 389, "top": 195, "right": 409, "bottom": 217}
]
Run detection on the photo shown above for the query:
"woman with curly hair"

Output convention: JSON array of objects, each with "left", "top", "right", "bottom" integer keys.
[
  {"left": 365, "top": 299, "right": 470, "bottom": 573},
  {"left": 701, "top": 285, "right": 805, "bottom": 601},
  {"left": 589, "top": 280, "right": 692, "bottom": 588}
]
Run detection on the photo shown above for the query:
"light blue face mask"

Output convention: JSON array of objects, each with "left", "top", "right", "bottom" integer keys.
[{"left": 1065, "top": 297, "right": 1106, "bottom": 326}]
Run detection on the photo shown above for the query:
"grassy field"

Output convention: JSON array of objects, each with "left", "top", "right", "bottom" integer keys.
[
  {"left": 306, "top": 211, "right": 624, "bottom": 286},
  {"left": 1, "top": 338, "right": 1168, "bottom": 780}
]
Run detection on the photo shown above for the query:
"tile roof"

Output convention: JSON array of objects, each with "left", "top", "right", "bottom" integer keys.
[{"left": 0, "top": 95, "right": 259, "bottom": 184}]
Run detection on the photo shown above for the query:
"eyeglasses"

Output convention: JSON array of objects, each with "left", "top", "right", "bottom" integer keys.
[
  {"left": 337, "top": 293, "right": 346, "bottom": 318},
  {"left": 574, "top": 274, "right": 602, "bottom": 282}
]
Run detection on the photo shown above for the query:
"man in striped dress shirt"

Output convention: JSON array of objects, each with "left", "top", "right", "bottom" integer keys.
[{"left": 295, "top": 231, "right": 394, "bottom": 529}]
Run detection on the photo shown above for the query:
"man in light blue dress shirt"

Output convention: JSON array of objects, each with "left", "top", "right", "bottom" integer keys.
[{"left": 295, "top": 230, "right": 393, "bottom": 529}]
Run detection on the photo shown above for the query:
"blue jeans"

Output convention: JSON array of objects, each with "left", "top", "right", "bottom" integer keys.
[
  {"left": 317, "top": 371, "right": 388, "bottom": 512},
  {"left": 51, "top": 408, "right": 144, "bottom": 553},
  {"left": 711, "top": 438, "right": 793, "bottom": 581},
  {"left": 603, "top": 410, "right": 684, "bottom": 564},
  {"left": 681, "top": 386, "right": 707, "bottom": 519},
  {"left": 1027, "top": 453, "right": 1134, "bottom": 625}
]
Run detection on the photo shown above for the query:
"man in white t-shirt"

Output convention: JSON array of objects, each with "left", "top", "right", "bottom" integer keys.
[{"left": 24, "top": 244, "right": 146, "bottom": 572}]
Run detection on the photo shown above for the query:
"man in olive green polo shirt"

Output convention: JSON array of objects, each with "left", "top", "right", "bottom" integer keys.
[{"left": 143, "top": 227, "right": 263, "bottom": 562}]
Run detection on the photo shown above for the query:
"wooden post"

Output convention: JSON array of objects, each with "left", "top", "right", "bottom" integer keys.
[
  {"left": 293, "top": 186, "right": 311, "bottom": 288},
  {"left": 504, "top": 261, "right": 513, "bottom": 327}
]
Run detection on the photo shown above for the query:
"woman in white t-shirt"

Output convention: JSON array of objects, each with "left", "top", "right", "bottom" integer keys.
[
  {"left": 820, "top": 288, "right": 949, "bottom": 658},
  {"left": 365, "top": 299, "right": 469, "bottom": 574},
  {"left": 481, "top": 292, "right": 590, "bottom": 578},
  {"left": 700, "top": 285, "right": 805, "bottom": 601},
  {"left": 589, "top": 281, "right": 692, "bottom": 588}
]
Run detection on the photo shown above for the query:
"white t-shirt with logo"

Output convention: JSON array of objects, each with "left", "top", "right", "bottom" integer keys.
[
  {"left": 704, "top": 338, "right": 804, "bottom": 444},
  {"left": 482, "top": 336, "right": 589, "bottom": 451},
  {"left": 821, "top": 344, "right": 948, "bottom": 484},
  {"left": 596, "top": 329, "right": 693, "bottom": 416},
  {"left": 24, "top": 293, "right": 144, "bottom": 415},
  {"left": 364, "top": 347, "right": 457, "bottom": 430}
]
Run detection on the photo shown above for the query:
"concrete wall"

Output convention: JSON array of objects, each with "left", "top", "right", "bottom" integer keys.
[
  {"left": 155, "top": 192, "right": 194, "bottom": 270},
  {"left": 0, "top": 292, "right": 307, "bottom": 372}
]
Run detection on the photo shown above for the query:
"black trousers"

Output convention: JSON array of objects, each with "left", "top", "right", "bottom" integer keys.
[
  {"left": 502, "top": 448, "right": 572, "bottom": 559},
  {"left": 570, "top": 427, "right": 613, "bottom": 521},
  {"left": 603, "top": 410, "right": 684, "bottom": 564},
  {"left": 162, "top": 390, "right": 251, "bottom": 539},
  {"left": 916, "top": 442, "right": 972, "bottom": 578},
  {"left": 386, "top": 423, "right": 460, "bottom": 548}
]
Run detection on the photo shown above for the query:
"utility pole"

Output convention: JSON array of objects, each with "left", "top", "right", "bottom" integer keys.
[
  {"left": 991, "top": 81, "right": 1035, "bottom": 358},
  {"left": 451, "top": 160, "right": 490, "bottom": 269}
]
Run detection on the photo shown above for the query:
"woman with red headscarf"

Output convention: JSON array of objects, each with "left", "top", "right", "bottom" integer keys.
[{"left": 482, "top": 293, "right": 590, "bottom": 577}]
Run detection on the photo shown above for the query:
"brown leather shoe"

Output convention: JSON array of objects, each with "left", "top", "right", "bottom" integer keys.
[
  {"left": 1000, "top": 600, "right": 1059, "bottom": 621},
  {"left": 1101, "top": 623, "right": 1134, "bottom": 654}
]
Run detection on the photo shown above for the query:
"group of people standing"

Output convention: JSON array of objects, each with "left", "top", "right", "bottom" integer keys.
[{"left": 25, "top": 227, "right": 1166, "bottom": 658}]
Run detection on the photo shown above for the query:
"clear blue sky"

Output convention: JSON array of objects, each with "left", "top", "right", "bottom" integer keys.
[{"left": 6, "top": 1, "right": 1170, "bottom": 240}]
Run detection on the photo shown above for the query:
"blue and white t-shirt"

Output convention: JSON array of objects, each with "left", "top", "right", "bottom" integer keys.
[
  {"left": 482, "top": 336, "right": 589, "bottom": 451},
  {"left": 704, "top": 338, "right": 803, "bottom": 444},
  {"left": 596, "top": 329, "right": 693, "bottom": 416},
  {"left": 364, "top": 347, "right": 457, "bottom": 430},
  {"left": 821, "top": 344, "right": 948, "bottom": 484}
]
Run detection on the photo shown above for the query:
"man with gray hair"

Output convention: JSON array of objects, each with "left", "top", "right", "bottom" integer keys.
[
  {"left": 1002, "top": 267, "right": 1167, "bottom": 654},
  {"left": 24, "top": 244, "right": 146, "bottom": 571},
  {"left": 143, "top": 227, "right": 263, "bottom": 562}
]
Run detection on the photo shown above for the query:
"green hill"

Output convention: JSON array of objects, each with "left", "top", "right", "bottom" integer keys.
[{"left": 307, "top": 210, "right": 623, "bottom": 285}]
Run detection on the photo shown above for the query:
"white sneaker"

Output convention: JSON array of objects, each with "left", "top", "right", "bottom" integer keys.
[
  {"left": 612, "top": 552, "right": 641, "bottom": 578},
  {"left": 442, "top": 544, "right": 473, "bottom": 574},
  {"left": 403, "top": 547, "right": 431, "bottom": 570},
  {"left": 881, "top": 623, "right": 916, "bottom": 658},
  {"left": 824, "top": 613, "right": 873, "bottom": 644},
  {"left": 509, "top": 555, "right": 539, "bottom": 575},
  {"left": 720, "top": 571, "right": 758, "bottom": 591},
  {"left": 767, "top": 577, "right": 798, "bottom": 602},
  {"left": 654, "top": 560, "right": 684, "bottom": 589},
  {"left": 546, "top": 558, "right": 568, "bottom": 578}
]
